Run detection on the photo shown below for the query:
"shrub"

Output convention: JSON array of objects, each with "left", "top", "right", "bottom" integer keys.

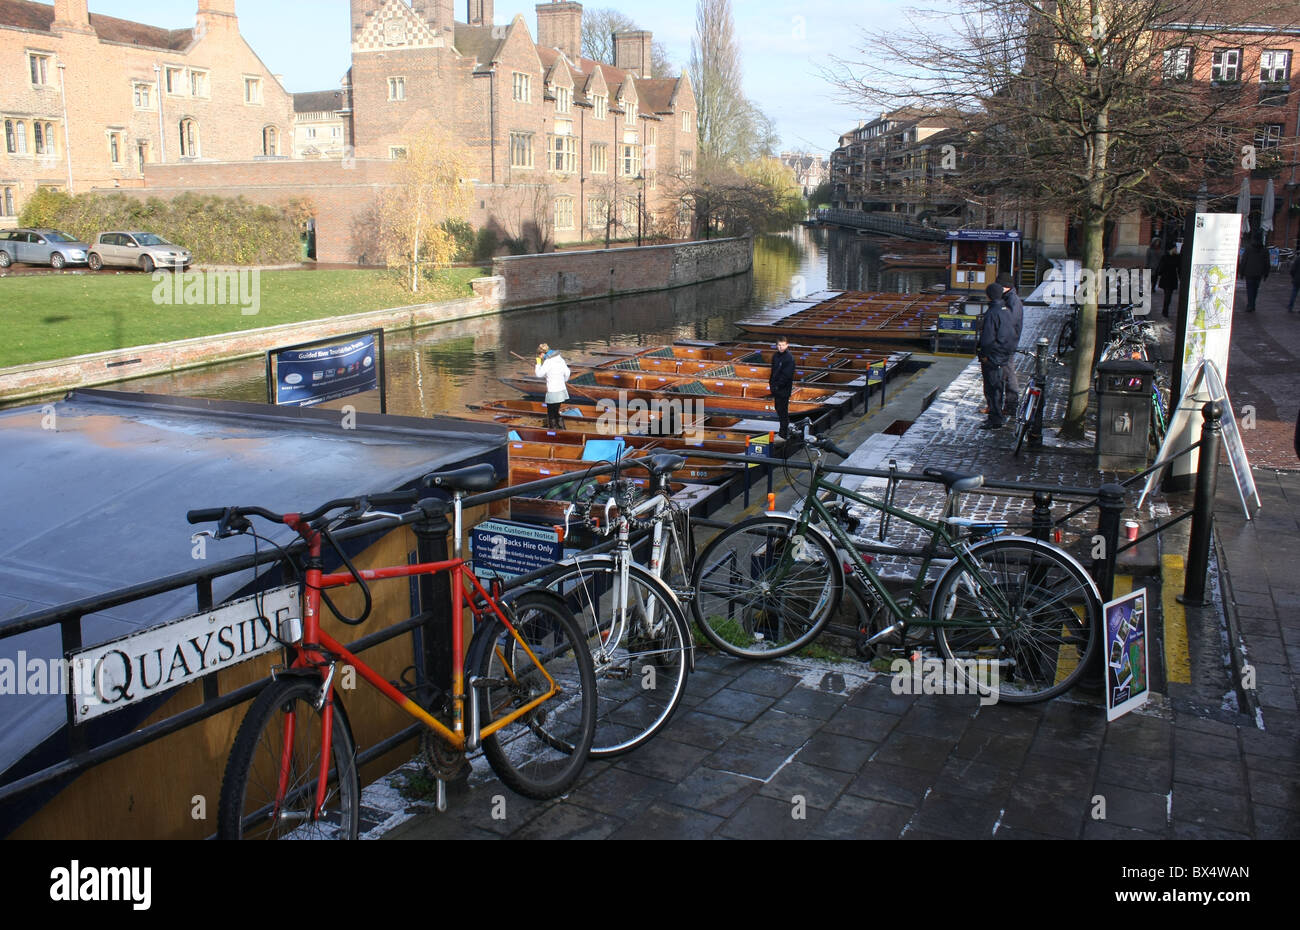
[
  {"left": 17, "top": 190, "right": 302, "bottom": 265},
  {"left": 441, "top": 218, "right": 476, "bottom": 262},
  {"left": 473, "top": 227, "right": 499, "bottom": 262}
]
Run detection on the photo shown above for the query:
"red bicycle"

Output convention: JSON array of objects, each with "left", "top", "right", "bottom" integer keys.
[{"left": 188, "top": 465, "right": 597, "bottom": 840}]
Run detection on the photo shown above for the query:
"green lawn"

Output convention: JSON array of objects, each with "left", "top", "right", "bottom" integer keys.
[{"left": 0, "top": 267, "right": 489, "bottom": 367}]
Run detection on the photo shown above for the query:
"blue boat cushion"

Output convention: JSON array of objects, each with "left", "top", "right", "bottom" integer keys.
[{"left": 583, "top": 438, "right": 627, "bottom": 462}]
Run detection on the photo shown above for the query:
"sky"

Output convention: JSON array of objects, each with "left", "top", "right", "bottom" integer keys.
[{"left": 77, "top": 0, "right": 909, "bottom": 155}]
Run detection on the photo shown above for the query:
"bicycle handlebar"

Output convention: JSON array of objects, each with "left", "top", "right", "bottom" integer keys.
[{"left": 187, "top": 489, "right": 425, "bottom": 533}]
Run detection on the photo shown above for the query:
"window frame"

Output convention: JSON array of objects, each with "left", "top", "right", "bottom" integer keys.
[
  {"left": 593, "top": 94, "right": 607, "bottom": 120},
  {"left": 1, "top": 187, "right": 14, "bottom": 218},
  {"left": 548, "top": 132, "right": 577, "bottom": 174},
  {"left": 107, "top": 130, "right": 122, "bottom": 164},
  {"left": 244, "top": 76, "right": 263, "bottom": 105},
  {"left": 388, "top": 76, "right": 406, "bottom": 101},
  {"left": 556, "top": 86, "right": 572, "bottom": 114},
  {"left": 512, "top": 72, "right": 531, "bottom": 103},
  {"left": 509, "top": 131, "right": 534, "bottom": 169},
  {"left": 165, "top": 66, "right": 185, "bottom": 96},
  {"left": 591, "top": 142, "right": 608, "bottom": 174},
  {"left": 262, "top": 125, "right": 279, "bottom": 157},
  {"left": 1260, "top": 50, "right": 1291, "bottom": 84},
  {"left": 1211, "top": 47, "right": 1242, "bottom": 83},
  {"left": 554, "top": 195, "right": 575, "bottom": 231},
  {"left": 178, "top": 117, "right": 200, "bottom": 158},
  {"left": 1162, "top": 47, "right": 1192, "bottom": 82},
  {"left": 189, "top": 68, "right": 209, "bottom": 99},
  {"left": 29, "top": 52, "right": 51, "bottom": 87},
  {"left": 133, "top": 82, "right": 153, "bottom": 110}
]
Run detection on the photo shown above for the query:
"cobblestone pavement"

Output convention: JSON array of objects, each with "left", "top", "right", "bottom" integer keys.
[{"left": 374, "top": 269, "right": 1298, "bottom": 840}]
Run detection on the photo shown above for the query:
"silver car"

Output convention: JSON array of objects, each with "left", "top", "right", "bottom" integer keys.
[
  {"left": 88, "top": 231, "right": 192, "bottom": 272},
  {"left": 0, "top": 228, "right": 90, "bottom": 269}
]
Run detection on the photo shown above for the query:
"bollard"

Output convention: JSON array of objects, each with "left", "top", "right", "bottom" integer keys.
[
  {"left": 1031, "top": 490, "right": 1054, "bottom": 542},
  {"left": 1030, "top": 337, "right": 1049, "bottom": 449},
  {"left": 1182, "top": 401, "right": 1223, "bottom": 605},
  {"left": 413, "top": 501, "right": 454, "bottom": 705},
  {"left": 743, "top": 440, "right": 752, "bottom": 509},
  {"left": 1093, "top": 484, "right": 1126, "bottom": 603}
]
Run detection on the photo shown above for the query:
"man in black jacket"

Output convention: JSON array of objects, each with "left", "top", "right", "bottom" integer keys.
[
  {"left": 978, "top": 283, "right": 1017, "bottom": 429},
  {"left": 1240, "top": 235, "right": 1270, "bottom": 312},
  {"left": 996, "top": 273, "right": 1025, "bottom": 414},
  {"left": 769, "top": 336, "right": 797, "bottom": 438}
]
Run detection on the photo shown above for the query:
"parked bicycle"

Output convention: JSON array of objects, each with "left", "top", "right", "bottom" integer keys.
[
  {"left": 189, "top": 465, "right": 597, "bottom": 840},
  {"left": 544, "top": 453, "right": 695, "bottom": 757},
  {"left": 690, "top": 422, "right": 1101, "bottom": 702}
]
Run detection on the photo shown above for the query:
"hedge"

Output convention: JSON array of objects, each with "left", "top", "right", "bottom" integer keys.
[{"left": 18, "top": 190, "right": 305, "bottom": 266}]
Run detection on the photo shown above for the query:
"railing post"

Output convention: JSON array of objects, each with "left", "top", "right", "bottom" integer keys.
[
  {"left": 1030, "top": 336, "right": 1049, "bottom": 449},
  {"left": 413, "top": 503, "right": 453, "bottom": 701},
  {"left": 1031, "top": 490, "right": 1053, "bottom": 542},
  {"left": 1093, "top": 484, "right": 1126, "bottom": 604},
  {"left": 1182, "top": 401, "right": 1223, "bottom": 605}
]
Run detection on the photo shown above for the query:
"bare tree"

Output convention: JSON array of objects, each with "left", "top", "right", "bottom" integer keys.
[
  {"left": 499, "top": 181, "right": 557, "bottom": 254},
  {"left": 581, "top": 7, "right": 674, "bottom": 75},
  {"left": 825, "top": 0, "right": 1299, "bottom": 436}
]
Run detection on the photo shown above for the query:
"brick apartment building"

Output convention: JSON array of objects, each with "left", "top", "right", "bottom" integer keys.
[
  {"left": 779, "top": 151, "right": 828, "bottom": 199},
  {"left": 3, "top": 0, "right": 699, "bottom": 262},
  {"left": 0, "top": 0, "right": 294, "bottom": 224}
]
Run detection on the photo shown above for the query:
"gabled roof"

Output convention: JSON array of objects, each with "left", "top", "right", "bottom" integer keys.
[
  {"left": 0, "top": 0, "right": 192, "bottom": 51},
  {"left": 636, "top": 78, "right": 682, "bottom": 114},
  {"left": 453, "top": 22, "right": 506, "bottom": 67},
  {"left": 294, "top": 89, "right": 351, "bottom": 114}
]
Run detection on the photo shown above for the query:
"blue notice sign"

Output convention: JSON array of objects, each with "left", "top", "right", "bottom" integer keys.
[
  {"left": 471, "top": 519, "right": 564, "bottom": 581},
  {"left": 273, "top": 333, "right": 380, "bottom": 407},
  {"left": 945, "top": 229, "right": 1022, "bottom": 242}
]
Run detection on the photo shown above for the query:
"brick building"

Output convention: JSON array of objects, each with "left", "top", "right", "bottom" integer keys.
[
  {"left": 779, "top": 151, "right": 827, "bottom": 199},
  {"left": 293, "top": 85, "right": 352, "bottom": 160},
  {"left": 0, "top": 0, "right": 294, "bottom": 224}
]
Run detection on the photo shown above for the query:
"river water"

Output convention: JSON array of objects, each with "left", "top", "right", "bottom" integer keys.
[{"left": 96, "top": 226, "right": 945, "bottom": 418}]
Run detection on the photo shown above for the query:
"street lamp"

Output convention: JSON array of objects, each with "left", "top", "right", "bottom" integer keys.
[{"left": 634, "top": 172, "right": 645, "bottom": 247}]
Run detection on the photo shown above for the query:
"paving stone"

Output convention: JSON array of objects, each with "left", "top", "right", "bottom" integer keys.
[
  {"left": 676, "top": 669, "right": 736, "bottom": 707},
  {"left": 758, "top": 761, "right": 854, "bottom": 809},
  {"left": 1029, "top": 724, "right": 1105, "bottom": 760},
  {"left": 1252, "top": 804, "right": 1300, "bottom": 840},
  {"left": 665, "top": 767, "right": 762, "bottom": 817},
  {"left": 1000, "top": 776, "right": 1089, "bottom": 838},
  {"left": 1018, "top": 751, "right": 1095, "bottom": 792},
  {"left": 970, "top": 702, "right": 1044, "bottom": 737},
  {"left": 907, "top": 789, "right": 1004, "bottom": 839},
  {"left": 795, "top": 730, "right": 880, "bottom": 774},
  {"left": 739, "top": 709, "right": 825, "bottom": 748},
  {"left": 821, "top": 704, "right": 905, "bottom": 742},
  {"left": 508, "top": 801, "right": 624, "bottom": 840},
  {"left": 1240, "top": 727, "right": 1300, "bottom": 762},
  {"left": 695, "top": 687, "right": 779, "bottom": 723},
  {"left": 1245, "top": 770, "right": 1300, "bottom": 812},
  {"left": 1170, "top": 821, "right": 1252, "bottom": 840},
  {"left": 812, "top": 794, "right": 913, "bottom": 839},
  {"left": 719, "top": 794, "right": 826, "bottom": 839},
  {"left": 845, "top": 760, "right": 933, "bottom": 808},
  {"left": 1082, "top": 821, "right": 1166, "bottom": 839},
  {"left": 1170, "top": 751, "right": 1246, "bottom": 793},
  {"left": 1104, "top": 717, "right": 1175, "bottom": 759},
  {"left": 1097, "top": 751, "right": 1173, "bottom": 795},
  {"left": 953, "top": 727, "right": 1034, "bottom": 769},
  {"left": 728, "top": 666, "right": 801, "bottom": 698},
  {"left": 771, "top": 685, "right": 853, "bottom": 720},
  {"left": 869, "top": 731, "right": 954, "bottom": 773},
  {"left": 703, "top": 736, "right": 795, "bottom": 781},
  {"left": 1168, "top": 715, "right": 1243, "bottom": 740},
  {"left": 613, "top": 737, "right": 712, "bottom": 783},
  {"left": 660, "top": 709, "right": 748, "bottom": 749},
  {"left": 896, "top": 701, "right": 978, "bottom": 741},
  {"left": 562, "top": 766, "right": 675, "bottom": 818},
  {"left": 846, "top": 681, "right": 918, "bottom": 715},
  {"left": 933, "top": 756, "right": 1017, "bottom": 800},
  {"left": 1093, "top": 783, "right": 1171, "bottom": 833},
  {"left": 1169, "top": 782, "right": 1251, "bottom": 833},
  {"left": 609, "top": 802, "right": 725, "bottom": 840},
  {"left": 992, "top": 824, "right": 1067, "bottom": 840}
]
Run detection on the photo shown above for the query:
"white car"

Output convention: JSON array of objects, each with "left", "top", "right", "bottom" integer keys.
[{"left": 88, "top": 231, "right": 192, "bottom": 272}]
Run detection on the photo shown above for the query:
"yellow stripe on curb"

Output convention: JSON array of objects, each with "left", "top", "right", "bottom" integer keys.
[
  {"left": 1114, "top": 575, "right": 1133, "bottom": 597},
  {"left": 1162, "top": 554, "right": 1192, "bottom": 684}
]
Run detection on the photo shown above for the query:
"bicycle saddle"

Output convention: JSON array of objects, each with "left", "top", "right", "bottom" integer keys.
[
  {"left": 647, "top": 453, "right": 686, "bottom": 477},
  {"left": 424, "top": 464, "right": 498, "bottom": 493},
  {"left": 923, "top": 467, "right": 984, "bottom": 493}
]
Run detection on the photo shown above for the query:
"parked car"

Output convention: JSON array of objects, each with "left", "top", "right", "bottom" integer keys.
[
  {"left": 87, "top": 231, "right": 192, "bottom": 272},
  {"left": 0, "top": 228, "right": 91, "bottom": 269}
]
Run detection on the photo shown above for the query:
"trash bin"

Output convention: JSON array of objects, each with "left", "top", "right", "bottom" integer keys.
[{"left": 1096, "top": 359, "right": 1155, "bottom": 471}]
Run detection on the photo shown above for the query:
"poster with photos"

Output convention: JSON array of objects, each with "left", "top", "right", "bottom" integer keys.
[{"left": 1105, "top": 588, "right": 1150, "bottom": 722}]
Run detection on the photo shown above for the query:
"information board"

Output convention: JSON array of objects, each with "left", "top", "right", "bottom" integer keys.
[
  {"left": 267, "top": 329, "right": 386, "bottom": 411},
  {"left": 471, "top": 519, "right": 565, "bottom": 582}
]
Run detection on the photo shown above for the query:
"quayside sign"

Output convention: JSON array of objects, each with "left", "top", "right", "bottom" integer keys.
[{"left": 67, "top": 587, "right": 297, "bottom": 723}]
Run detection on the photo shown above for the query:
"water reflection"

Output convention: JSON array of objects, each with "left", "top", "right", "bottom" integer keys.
[{"left": 86, "top": 226, "right": 945, "bottom": 418}]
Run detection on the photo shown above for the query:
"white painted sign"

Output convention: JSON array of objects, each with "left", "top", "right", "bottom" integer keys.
[{"left": 69, "top": 587, "right": 298, "bottom": 723}]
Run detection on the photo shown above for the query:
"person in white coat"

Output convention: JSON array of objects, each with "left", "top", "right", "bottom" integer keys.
[{"left": 535, "top": 343, "right": 571, "bottom": 429}]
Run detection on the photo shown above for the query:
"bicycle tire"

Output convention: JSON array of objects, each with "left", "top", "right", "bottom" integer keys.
[
  {"left": 544, "top": 557, "right": 692, "bottom": 757},
  {"left": 219, "top": 676, "right": 360, "bottom": 840},
  {"left": 691, "top": 515, "right": 843, "bottom": 659},
  {"left": 474, "top": 591, "right": 597, "bottom": 798},
  {"left": 1013, "top": 390, "right": 1037, "bottom": 459},
  {"left": 1056, "top": 319, "right": 1076, "bottom": 358},
  {"left": 928, "top": 537, "right": 1100, "bottom": 703}
]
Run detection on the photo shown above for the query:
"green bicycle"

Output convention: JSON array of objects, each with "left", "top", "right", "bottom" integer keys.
[{"left": 690, "top": 422, "right": 1102, "bottom": 702}]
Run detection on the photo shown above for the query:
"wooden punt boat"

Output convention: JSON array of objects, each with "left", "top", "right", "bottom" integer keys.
[
  {"left": 501, "top": 369, "right": 853, "bottom": 417},
  {"left": 465, "top": 399, "right": 753, "bottom": 438},
  {"left": 596, "top": 342, "right": 901, "bottom": 376},
  {"left": 505, "top": 426, "right": 758, "bottom": 457},
  {"left": 587, "top": 355, "right": 869, "bottom": 389},
  {"left": 736, "top": 291, "right": 966, "bottom": 345},
  {"left": 508, "top": 441, "right": 741, "bottom": 484},
  {"left": 505, "top": 462, "right": 692, "bottom": 526},
  {"left": 880, "top": 252, "right": 949, "bottom": 269}
]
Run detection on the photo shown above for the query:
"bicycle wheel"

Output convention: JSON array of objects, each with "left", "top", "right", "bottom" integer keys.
[
  {"left": 691, "top": 515, "right": 843, "bottom": 659},
  {"left": 1056, "top": 319, "right": 1076, "bottom": 358},
  {"left": 474, "top": 591, "right": 596, "bottom": 798},
  {"left": 1013, "top": 389, "right": 1037, "bottom": 459},
  {"left": 219, "top": 676, "right": 360, "bottom": 840},
  {"left": 929, "top": 538, "right": 1099, "bottom": 703},
  {"left": 544, "top": 557, "right": 691, "bottom": 757}
]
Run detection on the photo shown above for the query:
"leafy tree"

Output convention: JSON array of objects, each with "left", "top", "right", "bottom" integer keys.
[{"left": 378, "top": 129, "right": 473, "bottom": 292}]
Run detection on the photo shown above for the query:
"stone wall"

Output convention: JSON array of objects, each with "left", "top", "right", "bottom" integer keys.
[{"left": 491, "top": 235, "right": 752, "bottom": 308}]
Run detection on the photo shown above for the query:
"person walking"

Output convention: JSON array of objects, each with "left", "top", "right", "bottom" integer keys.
[
  {"left": 534, "top": 342, "right": 571, "bottom": 430},
  {"left": 1287, "top": 251, "right": 1300, "bottom": 312},
  {"left": 996, "top": 273, "right": 1024, "bottom": 415},
  {"left": 1157, "top": 243, "right": 1181, "bottom": 317},
  {"left": 768, "top": 336, "right": 796, "bottom": 439},
  {"left": 977, "top": 283, "right": 1016, "bottom": 430},
  {"left": 1144, "top": 237, "right": 1163, "bottom": 280},
  {"left": 1240, "top": 236, "right": 1270, "bottom": 313}
]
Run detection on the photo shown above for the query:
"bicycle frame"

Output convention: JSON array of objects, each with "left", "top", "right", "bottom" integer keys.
[{"left": 280, "top": 516, "right": 559, "bottom": 822}]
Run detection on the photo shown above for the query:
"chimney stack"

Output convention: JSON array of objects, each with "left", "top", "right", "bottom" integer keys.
[
  {"left": 613, "top": 30, "right": 652, "bottom": 78},
  {"left": 53, "top": 0, "right": 92, "bottom": 33},
  {"left": 536, "top": 1, "right": 583, "bottom": 62},
  {"left": 197, "top": 0, "right": 239, "bottom": 35},
  {"left": 467, "top": 0, "right": 494, "bottom": 27}
]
